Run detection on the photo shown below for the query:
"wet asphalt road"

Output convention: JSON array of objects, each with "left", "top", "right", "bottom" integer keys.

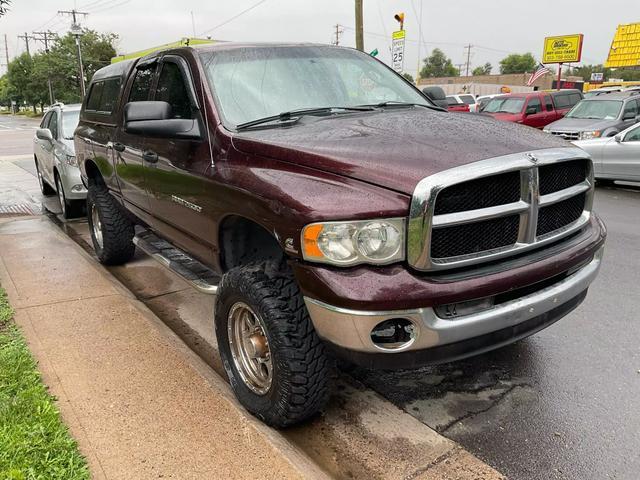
[
  {"left": 353, "top": 185, "right": 640, "bottom": 480},
  {"left": 2, "top": 115, "right": 639, "bottom": 479}
]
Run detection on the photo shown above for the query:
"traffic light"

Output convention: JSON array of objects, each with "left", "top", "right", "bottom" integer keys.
[{"left": 394, "top": 12, "right": 405, "bottom": 30}]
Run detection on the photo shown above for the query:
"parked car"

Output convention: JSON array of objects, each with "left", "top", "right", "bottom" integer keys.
[
  {"left": 446, "top": 94, "right": 478, "bottom": 112},
  {"left": 476, "top": 94, "right": 504, "bottom": 112},
  {"left": 33, "top": 103, "right": 85, "bottom": 218},
  {"left": 75, "top": 43, "right": 605, "bottom": 428},
  {"left": 573, "top": 121, "right": 640, "bottom": 182},
  {"left": 482, "top": 90, "right": 582, "bottom": 128},
  {"left": 445, "top": 95, "right": 469, "bottom": 112},
  {"left": 421, "top": 86, "right": 448, "bottom": 109},
  {"left": 544, "top": 91, "right": 640, "bottom": 140}
]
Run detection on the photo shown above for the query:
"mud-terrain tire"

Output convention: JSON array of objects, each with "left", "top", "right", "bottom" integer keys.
[
  {"left": 86, "top": 183, "right": 135, "bottom": 265},
  {"left": 215, "top": 261, "right": 333, "bottom": 428}
]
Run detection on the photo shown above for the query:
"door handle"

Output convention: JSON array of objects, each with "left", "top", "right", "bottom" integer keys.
[
  {"left": 142, "top": 150, "right": 158, "bottom": 163},
  {"left": 113, "top": 142, "right": 125, "bottom": 152}
]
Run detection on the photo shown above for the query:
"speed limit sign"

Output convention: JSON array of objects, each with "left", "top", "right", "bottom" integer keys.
[{"left": 392, "top": 30, "right": 406, "bottom": 73}]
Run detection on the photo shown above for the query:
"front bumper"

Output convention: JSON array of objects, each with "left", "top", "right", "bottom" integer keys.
[
  {"left": 304, "top": 247, "right": 603, "bottom": 369},
  {"left": 57, "top": 162, "right": 87, "bottom": 200}
]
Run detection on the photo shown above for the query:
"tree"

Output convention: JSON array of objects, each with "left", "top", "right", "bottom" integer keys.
[
  {"left": 568, "top": 64, "right": 640, "bottom": 82},
  {"left": 0, "top": 0, "right": 10, "bottom": 17},
  {"left": 472, "top": 62, "right": 492, "bottom": 76},
  {"left": 3, "top": 29, "right": 117, "bottom": 108},
  {"left": 499, "top": 53, "right": 536, "bottom": 74},
  {"left": 402, "top": 72, "right": 414, "bottom": 83},
  {"left": 0, "top": 75, "right": 11, "bottom": 107},
  {"left": 420, "top": 49, "right": 459, "bottom": 78}
]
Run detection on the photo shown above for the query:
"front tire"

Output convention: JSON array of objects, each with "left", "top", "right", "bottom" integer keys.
[
  {"left": 215, "top": 262, "right": 333, "bottom": 428},
  {"left": 35, "top": 158, "right": 55, "bottom": 196},
  {"left": 87, "top": 182, "right": 135, "bottom": 265},
  {"left": 55, "top": 174, "right": 83, "bottom": 219}
]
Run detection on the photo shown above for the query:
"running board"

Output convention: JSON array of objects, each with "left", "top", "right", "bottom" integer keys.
[{"left": 133, "top": 228, "right": 220, "bottom": 295}]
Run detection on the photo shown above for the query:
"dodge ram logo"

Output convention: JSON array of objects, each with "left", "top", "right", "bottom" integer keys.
[{"left": 526, "top": 153, "right": 539, "bottom": 164}]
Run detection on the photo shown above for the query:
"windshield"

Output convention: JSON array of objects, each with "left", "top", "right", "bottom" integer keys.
[
  {"left": 565, "top": 100, "right": 622, "bottom": 120},
  {"left": 199, "top": 46, "right": 430, "bottom": 127},
  {"left": 61, "top": 110, "right": 80, "bottom": 139},
  {"left": 483, "top": 97, "right": 525, "bottom": 114}
]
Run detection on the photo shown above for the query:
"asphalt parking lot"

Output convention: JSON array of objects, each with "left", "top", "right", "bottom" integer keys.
[{"left": 1, "top": 113, "right": 638, "bottom": 479}]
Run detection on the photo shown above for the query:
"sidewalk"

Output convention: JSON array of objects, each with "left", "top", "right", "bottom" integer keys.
[{"left": 0, "top": 217, "right": 325, "bottom": 479}]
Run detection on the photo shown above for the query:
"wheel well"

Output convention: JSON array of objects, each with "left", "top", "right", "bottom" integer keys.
[
  {"left": 84, "top": 160, "right": 105, "bottom": 186},
  {"left": 219, "top": 216, "right": 284, "bottom": 272}
]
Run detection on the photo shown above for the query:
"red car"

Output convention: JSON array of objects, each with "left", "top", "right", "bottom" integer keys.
[
  {"left": 445, "top": 95, "right": 470, "bottom": 112},
  {"left": 482, "top": 90, "right": 583, "bottom": 128}
]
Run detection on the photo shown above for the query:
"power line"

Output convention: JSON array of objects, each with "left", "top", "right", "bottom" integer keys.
[
  {"left": 200, "top": 0, "right": 269, "bottom": 36},
  {"left": 17, "top": 32, "right": 34, "bottom": 56},
  {"left": 89, "top": 0, "right": 132, "bottom": 14}
]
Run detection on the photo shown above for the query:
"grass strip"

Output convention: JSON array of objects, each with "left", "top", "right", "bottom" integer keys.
[{"left": 0, "top": 288, "right": 89, "bottom": 480}]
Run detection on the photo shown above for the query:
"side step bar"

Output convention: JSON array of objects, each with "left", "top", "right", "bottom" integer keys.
[{"left": 133, "top": 228, "right": 220, "bottom": 295}]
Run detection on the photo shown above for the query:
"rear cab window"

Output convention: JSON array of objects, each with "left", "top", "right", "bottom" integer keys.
[
  {"left": 446, "top": 96, "right": 459, "bottom": 106},
  {"left": 459, "top": 95, "right": 475, "bottom": 105}
]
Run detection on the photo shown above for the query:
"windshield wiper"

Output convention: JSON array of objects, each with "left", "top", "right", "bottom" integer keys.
[
  {"left": 360, "top": 101, "right": 432, "bottom": 109},
  {"left": 236, "top": 106, "right": 375, "bottom": 130}
]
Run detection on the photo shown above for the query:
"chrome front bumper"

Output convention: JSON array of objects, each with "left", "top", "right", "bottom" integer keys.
[{"left": 304, "top": 247, "right": 603, "bottom": 354}]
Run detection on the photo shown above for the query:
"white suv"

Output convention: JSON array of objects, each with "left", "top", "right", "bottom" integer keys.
[{"left": 33, "top": 103, "right": 85, "bottom": 218}]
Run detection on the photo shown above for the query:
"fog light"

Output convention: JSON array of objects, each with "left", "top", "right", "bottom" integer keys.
[
  {"left": 435, "top": 297, "right": 494, "bottom": 319},
  {"left": 370, "top": 318, "right": 416, "bottom": 350}
]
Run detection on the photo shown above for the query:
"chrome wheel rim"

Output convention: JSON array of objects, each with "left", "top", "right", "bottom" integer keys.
[
  {"left": 91, "top": 203, "right": 103, "bottom": 249},
  {"left": 227, "top": 302, "right": 272, "bottom": 395},
  {"left": 56, "top": 178, "right": 66, "bottom": 216}
]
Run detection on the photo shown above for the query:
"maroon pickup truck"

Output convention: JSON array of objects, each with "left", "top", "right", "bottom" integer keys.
[{"left": 75, "top": 43, "right": 605, "bottom": 428}]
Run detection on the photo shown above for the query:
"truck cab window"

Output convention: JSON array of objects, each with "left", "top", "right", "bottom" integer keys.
[
  {"left": 154, "top": 62, "right": 194, "bottom": 119},
  {"left": 129, "top": 67, "right": 154, "bottom": 102},
  {"left": 544, "top": 95, "right": 553, "bottom": 111},
  {"left": 86, "top": 82, "right": 103, "bottom": 111},
  {"left": 527, "top": 97, "right": 542, "bottom": 113},
  {"left": 99, "top": 78, "right": 120, "bottom": 113}
]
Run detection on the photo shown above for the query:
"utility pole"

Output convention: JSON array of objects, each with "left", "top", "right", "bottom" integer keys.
[
  {"left": 58, "top": 10, "right": 89, "bottom": 98},
  {"left": 416, "top": 0, "right": 424, "bottom": 82},
  {"left": 3, "top": 34, "right": 9, "bottom": 70},
  {"left": 332, "top": 24, "right": 344, "bottom": 46},
  {"left": 33, "top": 31, "right": 57, "bottom": 105},
  {"left": 18, "top": 32, "right": 33, "bottom": 56},
  {"left": 355, "top": 0, "right": 363, "bottom": 51},
  {"left": 463, "top": 44, "right": 473, "bottom": 77}
]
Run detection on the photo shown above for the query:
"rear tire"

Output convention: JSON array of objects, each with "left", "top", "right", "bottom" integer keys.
[
  {"left": 55, "top": 174, "right": 83, "bottom": 219},
  {"left": 87, "top": 182, "right": 135, "bottom": 265},
  {"left": 215, "top": 261, "right": 333, "bottom": 428}
]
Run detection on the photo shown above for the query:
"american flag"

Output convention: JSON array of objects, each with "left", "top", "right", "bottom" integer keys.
[{"left": 527, "top": 63, "right": 551, "bottom": 86}]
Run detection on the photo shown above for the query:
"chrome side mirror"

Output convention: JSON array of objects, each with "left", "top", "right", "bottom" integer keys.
[{"left": 36, "top": 128, "right": 53, "bottom": 142}]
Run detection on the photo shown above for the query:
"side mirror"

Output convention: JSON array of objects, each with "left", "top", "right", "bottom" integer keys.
[
  {"left": 124, "top": 101, "right": 201, "bottom": 140},
  {"left": 622, "top": 112, "right": 636, "bottom": 121},
  {"left": 614, "top": 133, "right": 623, "bottom": 143},
  {"left": 36, "top": 128, "right": 53, "bottom": 142},
  {"left": 525, "top": 106, "right": 538, "bottom": 115}
]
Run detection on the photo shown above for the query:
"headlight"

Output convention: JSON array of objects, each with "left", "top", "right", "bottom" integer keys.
[
  {"left": 579, "top": 130, "right": 601, "bottom": 140},
  {"left": 64, "top": 154, "right": 77, "bottom": 166},
  {"left": 302, "top": 218, "right": 405, "bottom": 266}
]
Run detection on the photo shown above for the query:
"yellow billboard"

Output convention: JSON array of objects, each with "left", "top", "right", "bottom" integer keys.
[
  {"left": 605, "top": 23, "right": 640, "bottom": 68},
  {"left": 542, "top": 34, "right": 584, "bottom": 64}
]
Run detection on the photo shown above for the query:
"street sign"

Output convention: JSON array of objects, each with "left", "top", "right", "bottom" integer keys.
[
  {"left": 590, "top": 72, "right": 604, "bottom": 82},
  {"left": 605, "top": 23, "right": 640, "bottom": 67},
  {"left": 542, "top": 34, "right": 584, "bottom": 64},
  {"left": 391, "top": 30, "right": 406, "bottom": 73}
]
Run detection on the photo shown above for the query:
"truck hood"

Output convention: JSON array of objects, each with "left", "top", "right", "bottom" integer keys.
[
  {"left": 232, "top": 108, "right": 569, "bottom": 195},
  {"left": 545, "top": 117, "right": 618, "bottom": 132},
  {"left": 482, "top": 112, "right": 522, "bottom": 123}
]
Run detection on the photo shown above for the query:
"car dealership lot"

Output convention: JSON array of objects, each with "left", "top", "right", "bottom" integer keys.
[{"left": 1, "top": 115, "right": 639, "bottom": 478}]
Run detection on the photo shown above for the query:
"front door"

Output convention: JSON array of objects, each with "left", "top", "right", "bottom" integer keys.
[
  {"left": 144, "top": 55, "right": 214, "bottom": 264},
  {"left": 604, "top": 124, "right": 640, "bottom": 181},
  {"left": 523, "top": 97, "right": 546, "bottom": 128},
  {"left": 113, "top": 61, "right": 157, "bottom": 218}
]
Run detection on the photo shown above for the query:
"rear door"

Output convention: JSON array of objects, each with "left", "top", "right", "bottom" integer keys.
[
  {"left": 113, "top": 60, "right": 158, "bottom": 219},
  {"left": 144, "top": 54, "right": 214, "bottom": 263},
  {"left": 35, "top": 111, "right": 54, "bottom": 177},
  {"left": 543, "top": 94, "right": 557, "bottom": 122},
  {"left": 604, "top": 124, "right": 640, "bottom": 180},
  {"left": 43, "top": 109, "right": 60, "bottom": 184},
  {"left": 523, "top": 97, "right": 546, "bottom": 128}
]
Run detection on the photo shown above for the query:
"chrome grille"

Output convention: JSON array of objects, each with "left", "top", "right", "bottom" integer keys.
[
  {"left": 548, "top": 130, "right": 580, "bottom": 141},
  {"left": 407, "top": 148, "right": 594, "bottom": 271}
]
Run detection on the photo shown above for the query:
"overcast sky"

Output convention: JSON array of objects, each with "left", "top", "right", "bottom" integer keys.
[{"left": 1, "top": 0, "right": 637, "bottom": 76}]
